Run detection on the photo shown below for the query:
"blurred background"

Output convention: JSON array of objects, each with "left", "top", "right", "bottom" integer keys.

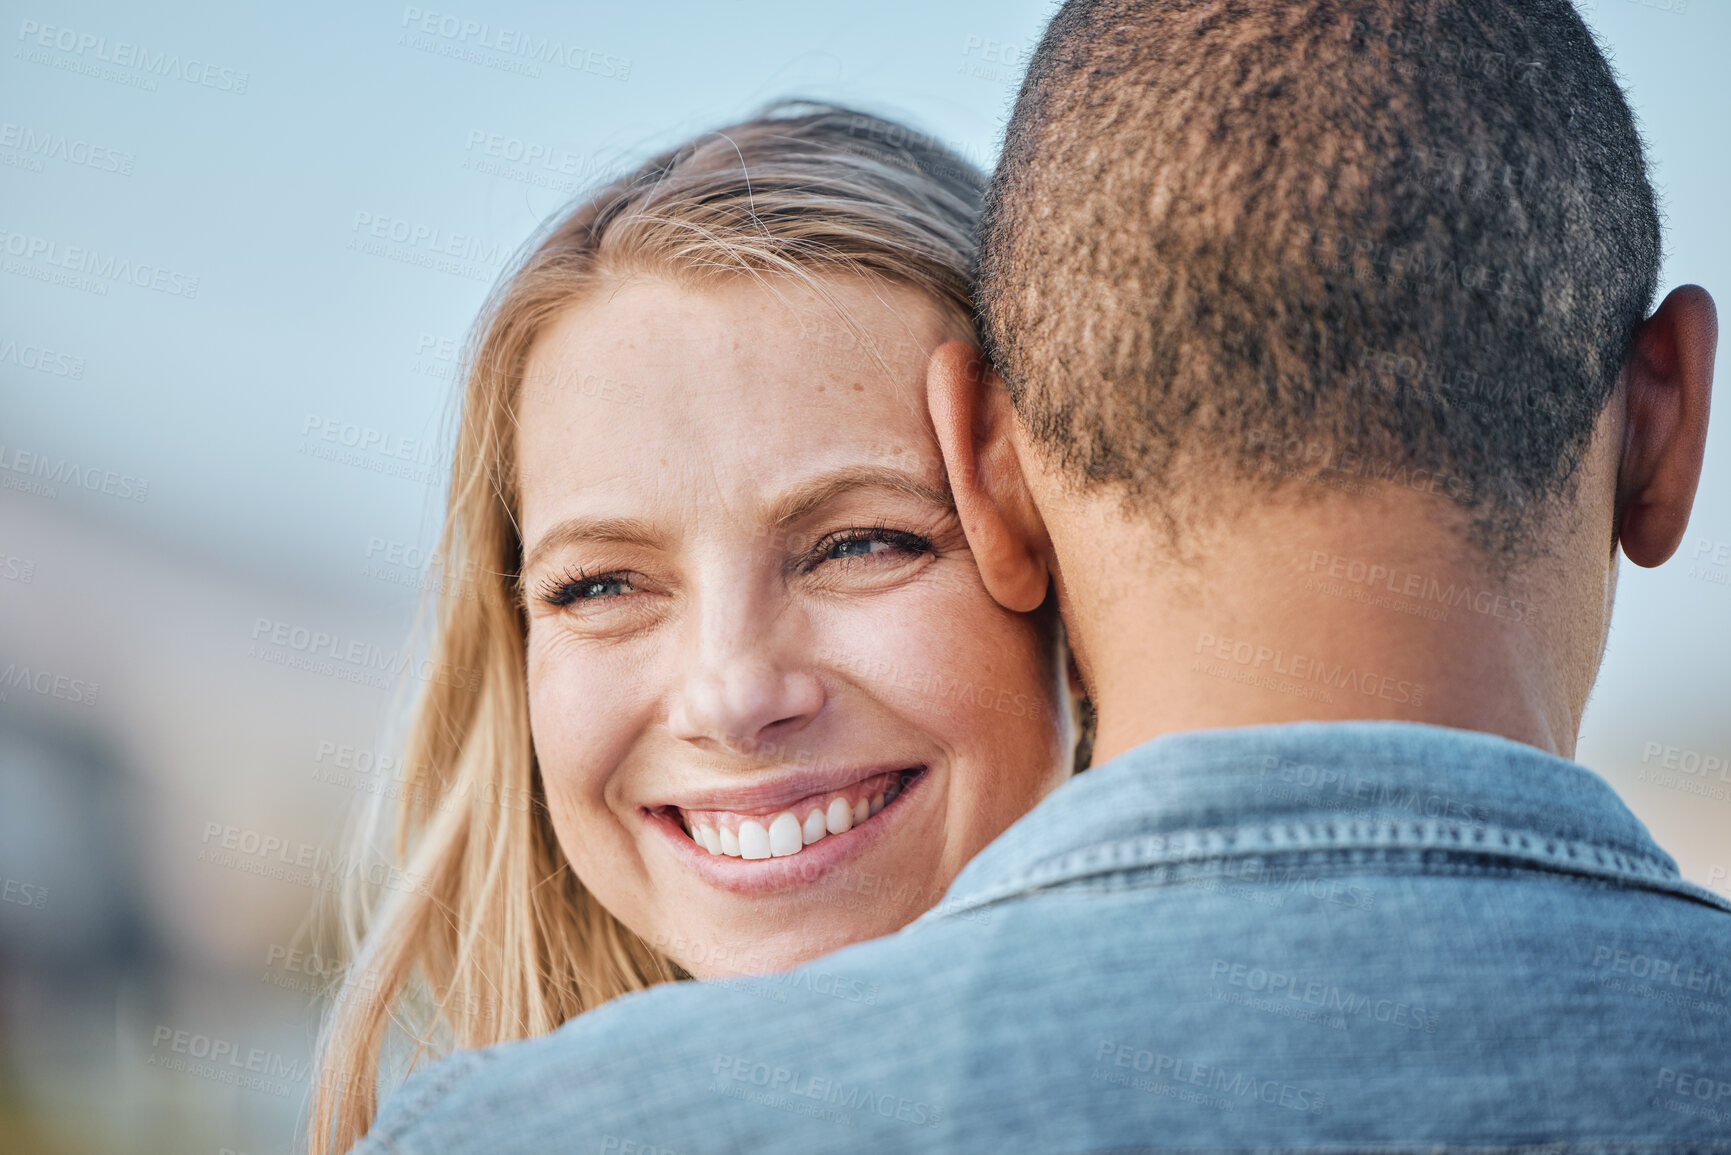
[{"left": 1, "top": 1, "right": 1726, "bottom": 1151}]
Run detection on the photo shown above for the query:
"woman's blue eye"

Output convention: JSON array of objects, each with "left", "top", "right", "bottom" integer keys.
[
  {"left": 818, "top": 529, "right": 931, "bottom": 566},
  {"left": 828, "top": 538, "right": 891, "bottom": 560},
  {"left": 577, "top": 577, "right": 632, "bottom": 598},
  {"left": 546, "top": 574, "right": 633, "bottom": 606}
]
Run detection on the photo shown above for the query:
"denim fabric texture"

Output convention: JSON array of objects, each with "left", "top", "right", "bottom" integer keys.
[{"left": 357, "top": 722, "right": 1731, "bottom": 1153}]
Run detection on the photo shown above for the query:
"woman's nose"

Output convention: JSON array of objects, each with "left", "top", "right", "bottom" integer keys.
[{"left": 667, "top": 647, "right": 825, "bottom": 756}]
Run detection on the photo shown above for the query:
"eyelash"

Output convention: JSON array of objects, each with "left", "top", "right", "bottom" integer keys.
[
  {"left": 803, "top": 524, "right": 933, "bottom": 573},
  {"left": 536, "top": 568, "right": 634, "bottom": 607},
  {"left": 534, "top": 525, "right": 934, "bottom": 607}
]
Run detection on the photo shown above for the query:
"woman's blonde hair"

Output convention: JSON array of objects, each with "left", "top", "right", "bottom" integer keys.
[{"left": 307, "top": 102, "right": 987, "bottom": 1154}]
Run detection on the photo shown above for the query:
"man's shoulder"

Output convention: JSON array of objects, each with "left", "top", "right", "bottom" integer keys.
[
  {"left": 359, "top": 921, "right": 974, "bottom": 1153},
  {"left": 362, "top": 866, "right": 1731, "bottom": 1153}
]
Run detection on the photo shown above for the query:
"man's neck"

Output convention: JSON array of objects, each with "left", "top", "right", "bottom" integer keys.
[{"left": 1052, "top": 489, "right": 1612, "bottom": 767}]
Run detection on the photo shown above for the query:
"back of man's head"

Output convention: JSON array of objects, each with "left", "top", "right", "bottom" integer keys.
[{"left": 980, "top": 0, "right": 1660, "bottom": 557}]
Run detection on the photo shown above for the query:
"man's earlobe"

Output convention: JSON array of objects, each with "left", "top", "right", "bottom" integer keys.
[
  {"left": 927, "top": 341, "right": 1052, "bottom": 612},
  {"left": 1616, "top": 285, "right": 1717, "bottom": 567}
]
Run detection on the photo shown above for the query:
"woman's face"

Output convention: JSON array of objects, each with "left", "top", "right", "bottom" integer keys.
[{"left": 516, "top": 275, "right": 1069, "bottom": 978}]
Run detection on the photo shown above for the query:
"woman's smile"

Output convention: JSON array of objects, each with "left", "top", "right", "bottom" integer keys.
[
  {"left": 644, "top": 765, "right": 930, "bottom": 894},
  {"left": 658, "top": 764, "right": 916, "bottom": 856}
]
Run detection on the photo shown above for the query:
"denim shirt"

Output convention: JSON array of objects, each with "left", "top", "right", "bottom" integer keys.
[{"left": 357, "top": 722, "right": 1731, "bottom": 1153}]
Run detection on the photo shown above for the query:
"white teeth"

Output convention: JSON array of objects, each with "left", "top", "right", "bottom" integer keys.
[
  {"left": 685, "top": 776, "right": 914, "bottom": 863},
  {"left": 768, "top": 812, "right": 803, "bottom": 857},
  {"left": 738, "top": 819, "right": 772, "bottom": 860}
]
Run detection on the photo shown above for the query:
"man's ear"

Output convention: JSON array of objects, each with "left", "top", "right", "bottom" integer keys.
[
  {"left": 1616, "top": 285, "right": 1717, "bottom": 567},
  {"left": 927, "top": 341, "right": 1052, "bottom": 611}
]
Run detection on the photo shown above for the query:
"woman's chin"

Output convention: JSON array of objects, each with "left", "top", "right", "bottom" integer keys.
[
  {"left": 642, "top": 769, "right": 952, "bottom": 977},
  {"left": 673, "top": 911, "right": 911, "bottom": 981}
]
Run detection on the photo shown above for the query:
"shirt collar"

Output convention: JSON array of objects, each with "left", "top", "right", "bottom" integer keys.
[{"left": 928, "top": 720, "right": 1730, "bottom": 920}]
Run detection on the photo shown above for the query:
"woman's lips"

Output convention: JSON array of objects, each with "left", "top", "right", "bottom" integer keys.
[
  {"left": 644, "top": 767, "right": 927, "bottom": 894},
  {"left": 672, "top": 769, "right": 907, "bottom": 859}
]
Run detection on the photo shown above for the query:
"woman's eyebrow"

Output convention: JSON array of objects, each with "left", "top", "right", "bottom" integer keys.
[
  {"left": 522, "top": 517, "right": 660, "bottom": 576},
  {"left": 522, "top": 468, "right": 953, "bottom": 573},
  {"left": 769, "top": 466, "right": 955, "bottom": 530}
]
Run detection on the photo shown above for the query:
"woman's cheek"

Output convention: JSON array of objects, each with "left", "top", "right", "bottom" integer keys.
[
  {"left": 526, "top": 627, "right": 641, "bottom": 804},
  {"left": 901, "top": 590, "right": 1066, "bottom": 806},
  {"left": 841, "top": 579, "right": 1056, "bottom": 742}
]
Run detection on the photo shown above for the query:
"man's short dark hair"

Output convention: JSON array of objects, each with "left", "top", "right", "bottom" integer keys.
[{"left": 980, "top": 0, "right": 1661, "bottom": 551}]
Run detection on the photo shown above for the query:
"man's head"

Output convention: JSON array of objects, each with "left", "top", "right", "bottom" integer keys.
[
  {"left": 929, "top": 0, "right": 1714, "bottom": 761},
  {"left": 981, "top": 0, "right": 1666, "bottom": 552}
]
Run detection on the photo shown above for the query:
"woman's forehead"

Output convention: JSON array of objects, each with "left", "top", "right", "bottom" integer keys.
[
  {"left": 514, "top": 276, "right": 952, "bottom": 531},
  {"left": 525, "top": 275, "right": 942, "bottom": 384}
]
